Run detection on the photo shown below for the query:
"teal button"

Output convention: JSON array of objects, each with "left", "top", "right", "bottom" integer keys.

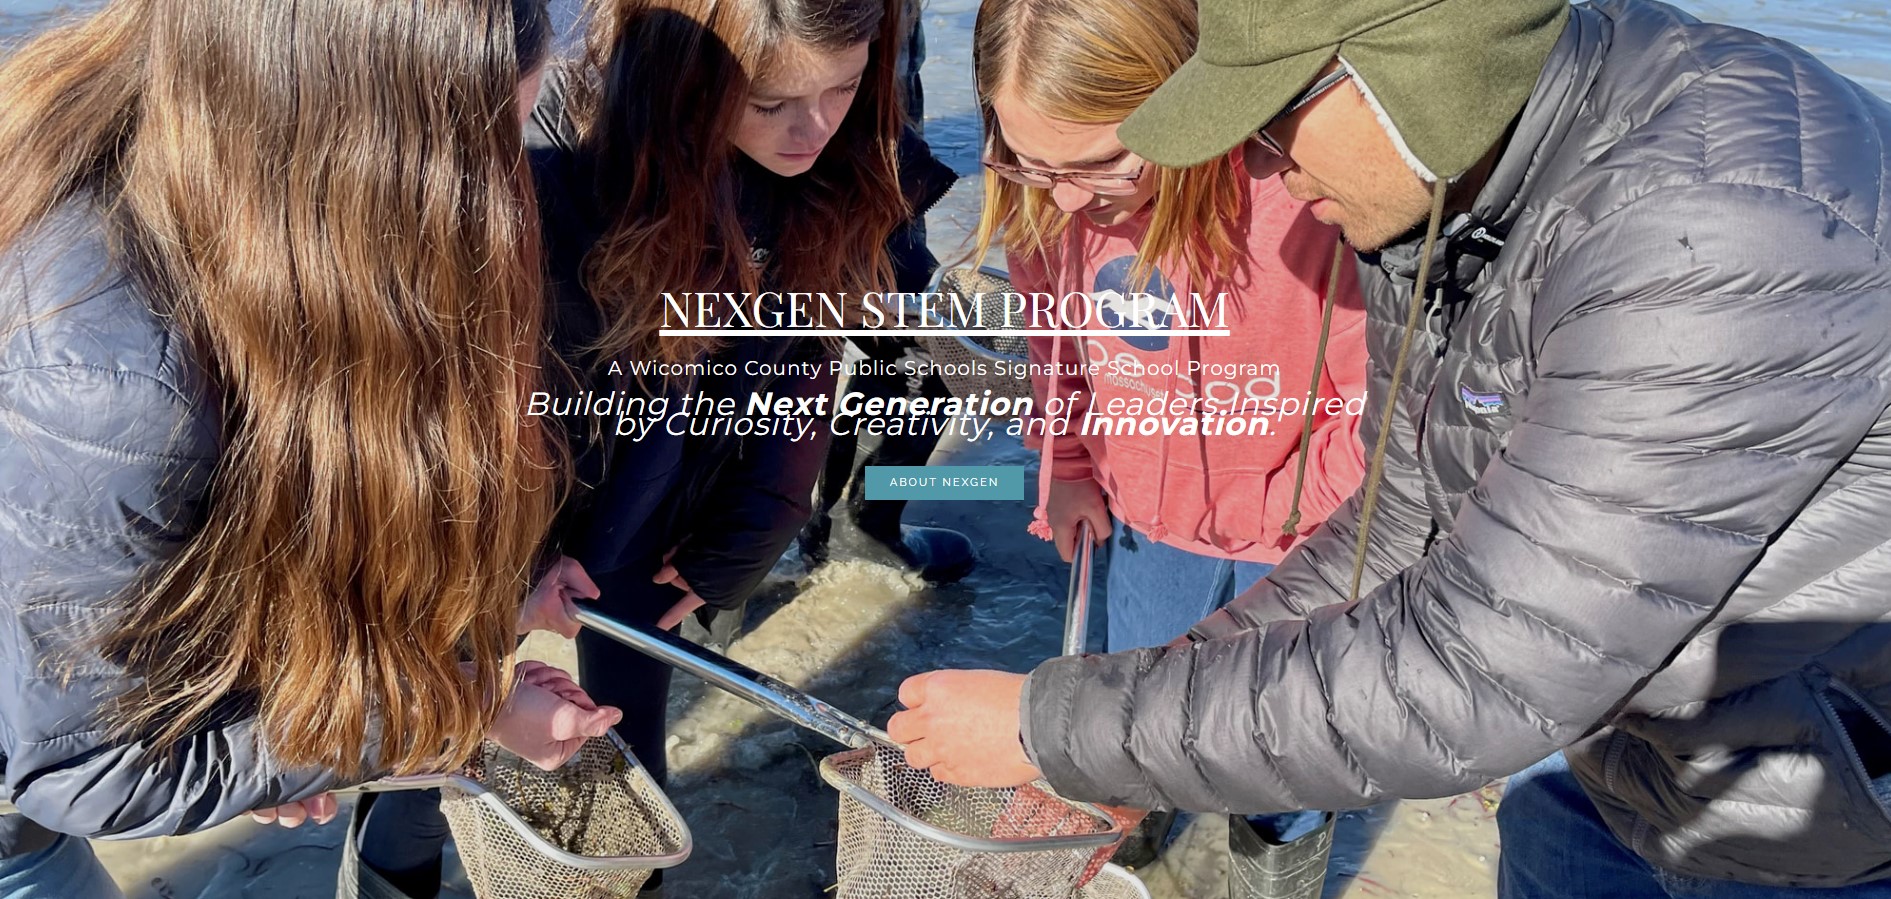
[{"left": 864, "top": 466, "right": 1025, "bottom": 501}]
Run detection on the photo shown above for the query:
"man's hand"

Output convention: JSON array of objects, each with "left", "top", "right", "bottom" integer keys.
[
  {"left": 887, "top": 670, "right": 1041, "bottom": 788},
  {"left": 249, "top": 793, "right": 338, "bottom": 827},
  {"left": 653, "top": 546, "right": 707, "bottom": 630},
  {"left": 1046, "top": 479, "right": 1110, "bottom": 563},
  {"left": 518, "top": 555, "right": 598, "bottom": 638},
  {"left": 488, "top": 661, "right": 622, "bottom": 770}
]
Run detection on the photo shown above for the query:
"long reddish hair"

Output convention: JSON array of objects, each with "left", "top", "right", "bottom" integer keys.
[
  {"left": 573, "top": 0, "right": 909, "bottom": 370},
  {"left": 0, "top": 0, "right": 558, "bottom": 777}
]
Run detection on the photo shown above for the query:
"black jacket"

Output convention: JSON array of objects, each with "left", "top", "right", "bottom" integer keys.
[{"left": 525, "top": 71, "right": 956, "bottom": 605}]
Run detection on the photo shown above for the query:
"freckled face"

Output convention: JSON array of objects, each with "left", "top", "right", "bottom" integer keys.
[
  {"left": 990, "top": 91, "right": 1158, "bottom": 228},
  {"left": 731, "top": 40, "right": 871, "bottom": 177}
]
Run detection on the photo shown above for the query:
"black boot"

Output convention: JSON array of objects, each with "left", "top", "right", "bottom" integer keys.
[
  {"left": 1108, "top": 808, "right": 1179, "bottom": 870},
  {"left": 1227, "top": 812, "right": 1334, "bottom": 899},
  {"left": 337, "top": 792, "right": 445, "bottom": 899},
  {"left": 884, "top": 524, "right": 977, "bottom": 583}
]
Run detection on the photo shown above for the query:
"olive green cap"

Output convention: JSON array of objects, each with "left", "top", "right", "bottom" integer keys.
[{"left": 1119, "top": 0, "right": 1570, "bottom": 179}]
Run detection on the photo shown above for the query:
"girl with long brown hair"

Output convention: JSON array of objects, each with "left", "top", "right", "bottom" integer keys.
[
  {"left": 0, "top": 1, "right": 617, "bottom": 895},
  {"left": 537, "top": 0, "right": 949, "bottom": 757}
]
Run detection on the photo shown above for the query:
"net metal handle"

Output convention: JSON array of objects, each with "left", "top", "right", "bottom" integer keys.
[
  {"left": 1064, "top": 520, "right": 1095, "bottom": 657},
  {"left": 573, "top": 607, "right": 891, "bottom": 750}
]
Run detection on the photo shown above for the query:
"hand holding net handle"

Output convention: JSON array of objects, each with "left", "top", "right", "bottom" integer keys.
[{"left": 573, "top": 607, "right": 891, "bottom": 750}]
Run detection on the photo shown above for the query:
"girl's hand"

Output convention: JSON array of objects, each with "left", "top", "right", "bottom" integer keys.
[
  {"left": 488, "top": 661, "right": 622, "bottom": 770},
  {"left": 249, "top": 793, "right": 338, "bottom": 828},
  {"left": 1046, "top": 479, "right": 1111, "bottom": 563},
  {"left": 518, "top": 555, "right": 599, "bottom": 639},
  {"left": 653, "top": 546, "right": 707, "bottom": 630}
]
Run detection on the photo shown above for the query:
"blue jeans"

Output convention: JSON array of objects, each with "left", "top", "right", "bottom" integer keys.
[
  {"left": 1103, "top": 520, "right": 1275, "bottom": 653},
  {"left": 1103, "top": 521, "right": 1326, "bottom": 843},
  {"left": 0, "top": 834, "right": 122, "bottom": 899},
  {"left": 1498, "top": 753, "right": 1891, "bottom": 899}
]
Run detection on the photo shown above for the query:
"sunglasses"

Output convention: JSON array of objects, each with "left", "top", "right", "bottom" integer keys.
[
  {"left": 1243, "top": 64, "right": 1353, "bottom": 179},
  {"left": 980, "top": 138, "right": 1149, "bottom": 197}
]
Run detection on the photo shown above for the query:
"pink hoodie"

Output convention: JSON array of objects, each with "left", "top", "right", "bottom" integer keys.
[{"left": 1018, "top": 171, "right": 1368, "bottom": 563}]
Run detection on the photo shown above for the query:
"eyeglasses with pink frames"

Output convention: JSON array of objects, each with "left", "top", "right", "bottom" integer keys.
[{"left": 980, "top": 139, "right": 1149, "bottom": 196}]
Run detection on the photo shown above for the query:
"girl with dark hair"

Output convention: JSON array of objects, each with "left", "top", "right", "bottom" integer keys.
[
  {"left": 0, "top": 1, "right": 616, "bottom": 896},
  {"left": 543, "top": 0, "right": 953, "bottom": 892},
  {"left": 536, "top": 0, "right": 952, "bottom": 794},
  {"left": 343, "top": 0, "right": 956, "bottom": 895}
]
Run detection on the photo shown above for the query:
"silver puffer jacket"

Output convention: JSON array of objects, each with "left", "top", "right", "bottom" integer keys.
[{"left": 1021, "top": 0, "right": 1891, "bottom": 886}]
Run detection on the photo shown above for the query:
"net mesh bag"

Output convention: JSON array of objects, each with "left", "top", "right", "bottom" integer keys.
[
  {"left": 1077, "top": 865, "right": 1151, "bottom": 899},
  {"left": 916, "top": 268, "right": 1032, "bottom": 403},
  {"left": 820, "top": 744, "right": 1118, "bottom": 899},
  {"left": 440, "top": 737, "right": 688, "bottom": 899}
]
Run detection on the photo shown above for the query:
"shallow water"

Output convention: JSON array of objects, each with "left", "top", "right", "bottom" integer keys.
[{"left": 2, "top": 1, "right": 1888, "bottom": 897}]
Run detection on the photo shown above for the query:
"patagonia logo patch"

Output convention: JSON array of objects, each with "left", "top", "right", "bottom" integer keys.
[{"left": 1459, "top": 384, "right": 1507, "bottom": 416}]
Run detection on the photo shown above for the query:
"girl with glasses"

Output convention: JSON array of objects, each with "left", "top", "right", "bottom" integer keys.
[{"left": 969, "top": 0, "right": 1367, "bottom": 889}]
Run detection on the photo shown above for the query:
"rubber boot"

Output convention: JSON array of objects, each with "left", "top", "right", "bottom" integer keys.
[
  {"left": 1227, "top": 812, "right": 1334, "bottom": 899},
  {"left": 885, "top": 524, "right": 977, "bottom": 583},
  {"left": 1108, "top": 808, "right": 1179, "bottom": 870}
]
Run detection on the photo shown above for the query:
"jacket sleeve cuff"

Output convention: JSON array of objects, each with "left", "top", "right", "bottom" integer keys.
[{"left": 1020, "top": 656, "right": 1094, "bottom": 801}]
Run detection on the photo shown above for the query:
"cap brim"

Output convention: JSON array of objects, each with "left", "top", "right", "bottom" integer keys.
[{"left": 1120, "top": 47, "right": 1335, "bottom": 169}]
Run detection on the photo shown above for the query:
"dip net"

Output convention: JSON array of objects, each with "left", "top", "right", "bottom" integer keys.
[
  {"left": 819, "top": 743, "right": 1121, "bottom": 899},
  {"left": 439, "top": 733, "right": 689, "bottom": 898}
]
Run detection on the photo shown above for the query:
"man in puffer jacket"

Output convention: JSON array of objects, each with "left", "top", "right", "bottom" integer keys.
[{"left": 888, "top": 0, "right": 1891, "bottom": 894}]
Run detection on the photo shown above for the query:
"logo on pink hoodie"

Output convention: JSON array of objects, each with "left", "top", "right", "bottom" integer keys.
[{"left": 1094, "top": 256, "right": 1177, "bottom": 352}]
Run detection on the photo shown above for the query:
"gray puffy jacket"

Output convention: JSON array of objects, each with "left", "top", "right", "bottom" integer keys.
[
  {"left": 1021, "top": 0, "right": 1891, "bottom": 886},
  {"left": 0, "top": 204, "right": 337, "bottom": 856}
]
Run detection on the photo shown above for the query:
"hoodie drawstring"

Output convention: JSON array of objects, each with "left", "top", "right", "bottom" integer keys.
[
  {"left": 1346, "top": 178, "right": 1449, "bottom": 601},
  {"left": 1280, "top": 240, "right": 1351, "bottom": 537},
  {"left": 1027, "top": 328, "right": 1065, "bottom": 540},
  {"left": 1029, "top": 228, "right": 1086, "bottom": 541}
]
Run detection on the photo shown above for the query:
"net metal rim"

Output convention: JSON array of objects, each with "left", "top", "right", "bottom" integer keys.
[
  {"left": 817, "top": 747, "right": 1121, "bottom": 855},
  {"left": 451, "top": 733, "right": 694, "bottom": 873},
  {"left": 1088, "top": 864, "right": 1152, "bottom": 899},
  {"left": 939, "top": 331, "right": 1029, "bottom": 365}
]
